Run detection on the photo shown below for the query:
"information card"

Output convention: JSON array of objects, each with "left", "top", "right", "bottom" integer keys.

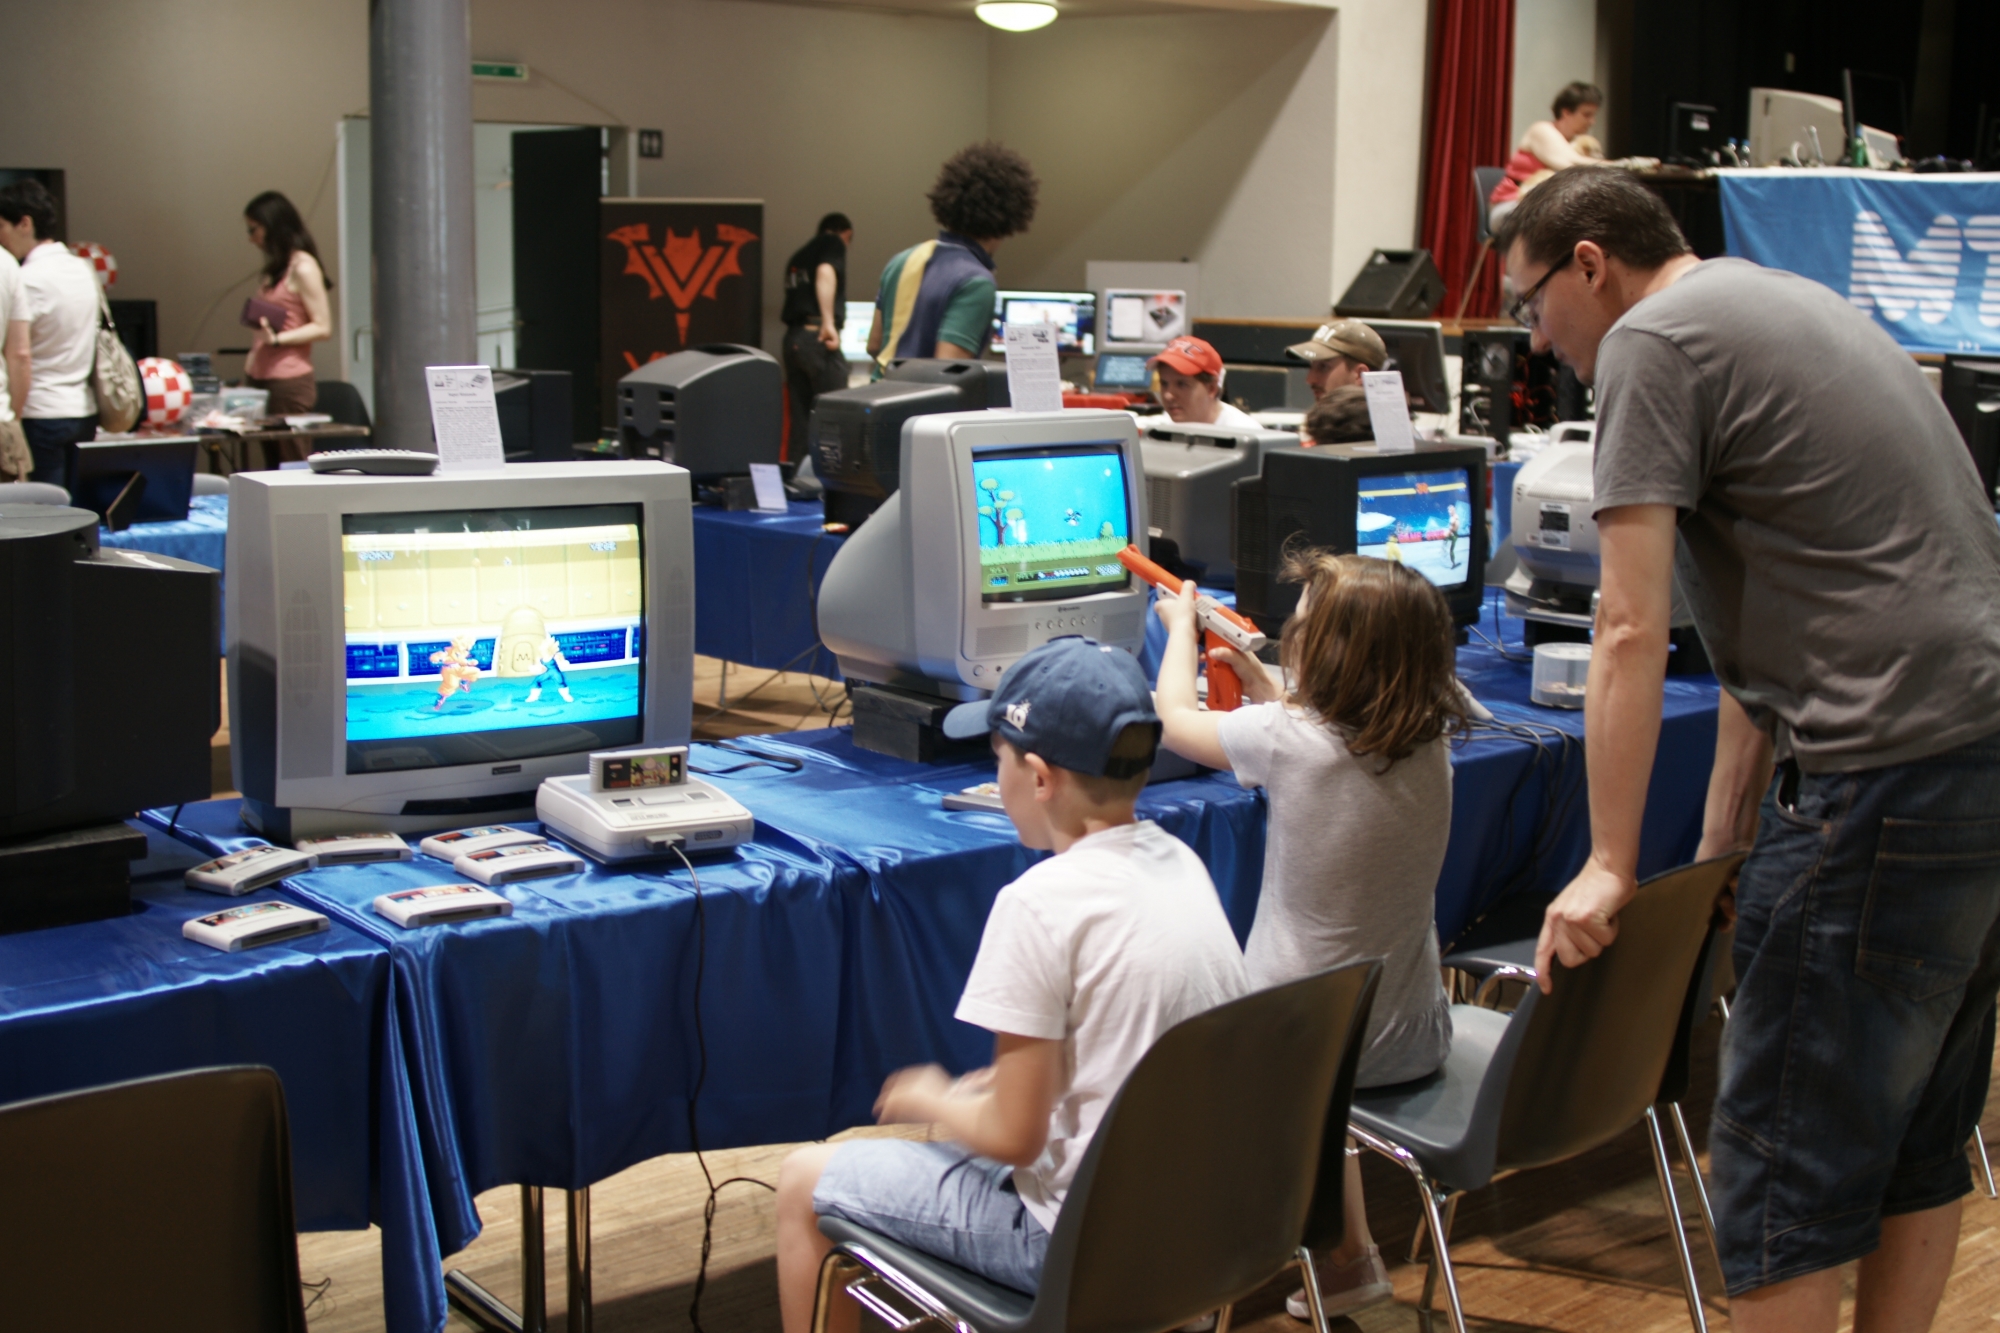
[
  {"left": 748, "top": 462, "right": 789, "bottom": 513},
  {"left": 425, "top": 365, "right": 507, "bottom": 471},
  {"left": 1002, "top": 322, "right": 1064, "bottom": 414},
  {"left": 1360, "top": 370, "right": 1417, "bottom": 454}
]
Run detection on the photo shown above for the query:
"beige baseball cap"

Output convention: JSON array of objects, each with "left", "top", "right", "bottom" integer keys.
[{"left": 1285, "top": 319, "right": 1387, "bottom": 371}]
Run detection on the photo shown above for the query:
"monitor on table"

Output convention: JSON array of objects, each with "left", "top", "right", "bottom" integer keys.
[
  {"left": 1748, "top": 87, "right": 1845, "bottom": 166},
  {"left": 817, "top": 409, "right": 1149, "bottom": 696},
  {"left": 227, "top": 461, "right": 694, "bottom": 839},
  {"left": 1363, "top": 319, "right": 1451, "bottom": 416},
  {"left": 1232, "top": 442, "right": 1488, "bottom": 634},
  {"left": 810, "top": 358, "right": 1009, "bottom": 528},
  {"left": 68, "top": 436, "right": 200, "bottom": 529},
  {"left": 1093, "top": 351, "right": 1153, "bottom": 392},
  {"left": 988, "top": 291, "right": 1096, "bottom": 357}
]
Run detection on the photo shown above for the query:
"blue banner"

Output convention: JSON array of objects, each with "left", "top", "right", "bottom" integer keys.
[{"left": 1717, "top": 170, "right": 2000, "bottom": 354}]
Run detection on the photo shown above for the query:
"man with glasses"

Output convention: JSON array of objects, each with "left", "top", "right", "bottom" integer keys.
[{"left": 1504, "top": 166, "right": 2000, "bottom": 1333}]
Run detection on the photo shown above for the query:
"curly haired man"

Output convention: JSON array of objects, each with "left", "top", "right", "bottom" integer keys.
[{"left": 866, "top": 143, "right": 1039, "bottom": 375}]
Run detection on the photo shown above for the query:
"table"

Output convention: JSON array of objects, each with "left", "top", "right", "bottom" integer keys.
[
  {"left": 0, "top": 825, "right": 445, "bottom": 1333},
  {"left": 690, "top": 500, "right": 843, "bottom": 676},
  {"left": 1717, "top": 168, "right": 2000, "bottom": 355},
  {"left": 203, "top": 422, "right": 371, "bottom": 474},
  {"left": 100, "top": 491, "right": 228, "bottom": 571}
]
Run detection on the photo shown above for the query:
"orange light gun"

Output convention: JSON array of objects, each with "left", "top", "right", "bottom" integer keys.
[{"left": 1118, "top": 545, "right": 1269, "bottom": 710}]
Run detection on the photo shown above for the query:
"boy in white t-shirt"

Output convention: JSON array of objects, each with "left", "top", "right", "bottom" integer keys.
[{"left": 774, "top": 637, "right": 1250, "bottom": 1332}]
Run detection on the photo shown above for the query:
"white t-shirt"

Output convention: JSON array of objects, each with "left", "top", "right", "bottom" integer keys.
[
  {"left": 1218, "top": 702, "right": 1452, "bottom": 1087},
  {"left": 16, "top": 241, "right": 99, "bottom": 420},
  {"left": 0, "top": 247, "right": 18, "bottom": 424},
  {"left": 1210, "top": 401, "right": 1259, "bottom": 430},
  {"left": 955, "top": 820, "right": 1250, "bottom": 1231}
]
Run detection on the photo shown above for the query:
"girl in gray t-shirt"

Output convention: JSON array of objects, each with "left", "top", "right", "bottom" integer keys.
[{"left": 1155, "top": 551, "right": 1470, "bottom": 1320}]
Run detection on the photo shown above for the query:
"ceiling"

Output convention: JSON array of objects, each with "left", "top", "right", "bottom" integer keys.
[{"left": 758, "top": 0, "right": 1318, "bottom": 22}]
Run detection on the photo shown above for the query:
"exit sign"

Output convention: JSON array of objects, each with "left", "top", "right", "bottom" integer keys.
[{"left": 472, "top": 61, "right": 529, "bottom": 81}]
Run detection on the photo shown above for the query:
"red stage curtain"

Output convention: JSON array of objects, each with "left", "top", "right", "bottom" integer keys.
[{"left": 1421, "top": 0, "right": 1515, "bottom": 319}]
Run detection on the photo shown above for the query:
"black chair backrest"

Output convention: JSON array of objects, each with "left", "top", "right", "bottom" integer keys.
[
  {"left": 1490, "top": 855, "right": 1743, "bottom": 1174},
  {"left": 0, "top": 1065, "right": 307, "bottom": 1331},
  {"left": 313, "top": 379, "right": 373, "bottom": 430},
  {"left": 1656, "top": 923, "right": 1726, "bottom": 1106},
  {"left": 1473, "top": 166, "right": 1508, "bottom": 244},
  {"left": 1023, "top": 963, "right": 1379, "bottom": 1333}
]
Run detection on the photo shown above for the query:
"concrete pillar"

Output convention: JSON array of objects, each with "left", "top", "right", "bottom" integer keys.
[{"left": 370, "top": 0, "right": 476, "bottom": 451}]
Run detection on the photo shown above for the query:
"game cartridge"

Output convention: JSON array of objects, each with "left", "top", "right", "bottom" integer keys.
[
  {"left": 183, "top": 901, "right": 331, "bottom": 953},
  {"left": 454, "top": 841, "right": 586, "bottom": 886},
  {"left": 295, "top": 832, "right": 414, "bottom": 866},
  {"left": 373, "top": 884, "right": 515, "bottom": 928},
  {"left": 418, "top": 825, "right": 544, "bottom": 861},
  {"left": 590, "top": 746, "right": 688, "bottom": 791},
  {"left": 185, "top": 844, "right": 318, "bottom": 896}
]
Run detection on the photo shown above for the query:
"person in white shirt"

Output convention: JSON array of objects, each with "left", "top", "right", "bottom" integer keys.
[
  {"left": 1151, "top": 336, "right": 1258, "bottom": 430},
  {"left": 0, "top": 181, "right": 100, "bottom": 485},
  {"left": 774, "top": 637, "right": 1250, "bottom": 1329},
  {"left": 0, "top": 244, "right": 28, "bottom": 481}
]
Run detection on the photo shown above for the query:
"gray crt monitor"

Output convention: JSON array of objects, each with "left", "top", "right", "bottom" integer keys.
[
  {"left": 817, "top": 409, "right": 1149, "bottom": 698},
  {"left": 227, "top": 461, "right": 694, "bottom": 839},
  {"left": 1138, "top": 420, "right": 1290, "bottom": 587}
]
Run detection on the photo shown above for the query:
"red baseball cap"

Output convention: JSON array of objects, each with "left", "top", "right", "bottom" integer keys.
[{"left": 1149, "top": 336, "right": 1223, "bottom": 378}]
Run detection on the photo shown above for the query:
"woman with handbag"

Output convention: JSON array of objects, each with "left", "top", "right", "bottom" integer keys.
[
  {"left": 0, "top": 180, "right": 104, "bottom": 485},
  {"left": 242, "top": 191, "right": 333, "bottom": 431}
]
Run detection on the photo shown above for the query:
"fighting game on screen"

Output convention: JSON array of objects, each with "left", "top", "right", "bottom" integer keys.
[{"left": 1356, "top": 469, "right": 1472, "bottom": 588}]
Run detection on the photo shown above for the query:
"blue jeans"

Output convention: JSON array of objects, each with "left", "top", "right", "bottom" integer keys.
[
  {"left": 813, "top": 1139, "right": 1051, "bottom": 1294},
  {"left": 1711, "top": 730, "right": 2000, "bottom": 1296},
  {"left": 22, "top": 415, "right": 96, "bottom": 486}
]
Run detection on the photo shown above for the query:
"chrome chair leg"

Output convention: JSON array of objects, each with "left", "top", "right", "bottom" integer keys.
[
  {"left": 1214, "top": 1301, "right": 1236, "bottom": 1333},
  {"left": 1352, "top": 1126, "right": 1467, "bottom": 1333},
  {"left": 1293, "top": 1247, "right": 1328, "bottom": 1333},
  {"left": 1419, "top": 1193, "right": 1459, "bottom": 1313},
  {"left": 1715, "top": 994, "right": 1730, "bottom": 1022},
  {"left": 1667, "top": 1102, "right": 1723, "bottom": 1277},
  {"left": 1645, "top": 1107, "right": 1709, "bottom": 1333},
  {"left": 1972, "top": 1131, "right": 1998, "bottom": 1199},
  {"left": 567, "top": 1187, "right": 593, "bottom": 1333}
]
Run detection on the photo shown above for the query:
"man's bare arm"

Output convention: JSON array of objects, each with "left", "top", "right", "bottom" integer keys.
[
  {"left": 815, "top": 262, "right": 840, "bottom": 349},
  {"left": 1697, "top": 690, "right": 1775, "bottom": 861},
  {"left": 1535, "top": 502, "right": 1678, "bottom": 987}
]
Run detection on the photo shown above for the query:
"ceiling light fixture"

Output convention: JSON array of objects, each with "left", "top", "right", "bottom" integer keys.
[{"left": 975, "top": 2, "right": 1058, "bottom": 32}]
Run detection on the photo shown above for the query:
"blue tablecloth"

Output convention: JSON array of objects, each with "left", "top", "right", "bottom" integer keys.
[
  {"left": 0, "top": 825, "right": 444, "bottom": 1333},
  {"left": 691, "top": 500, "right": 843, "bottom": 675},
  {"left": 1717, "top": 168, "right": 2000, "bottom": 355}
]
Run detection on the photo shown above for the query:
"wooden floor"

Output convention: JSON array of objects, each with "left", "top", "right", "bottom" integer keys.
[{"left": 291, "top": 1006, "right": 2000, "bottom": 1333}]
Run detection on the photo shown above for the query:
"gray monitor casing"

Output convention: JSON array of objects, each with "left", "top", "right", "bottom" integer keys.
[
  {"left": 1137, "top": 420, "right": 1289, "bottom": 586},
  {"left": 817, "top": 409, "right": 1150, "bottom": 699},
  {"left": 227, "top": 462, "right": 694, "bottom": 838}
]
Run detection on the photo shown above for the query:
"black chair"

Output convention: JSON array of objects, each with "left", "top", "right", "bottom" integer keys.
[
  {"left": 1350, "top": 855, "right": 1744, "bottom": 1333},
  {"left": 813, "top": 962, "right": 1382, "bottom": 1333},
  {"left": 1455, "top": 166, "right": 1510, "bottom": 320},
  {"left": 0, "top": 1065, "right": 308, "bottom": 1331},
  {"left": 313, "top": 379, "right": 373, "bottom": 430}
]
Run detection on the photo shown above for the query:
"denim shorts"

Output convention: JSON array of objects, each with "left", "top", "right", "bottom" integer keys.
[
  {"left": 1710, "top": 730, "right": 2000, "bottom": 1297},
  {"left": 813, "top": 1139, "right": 1051, "bottom": 1295}
]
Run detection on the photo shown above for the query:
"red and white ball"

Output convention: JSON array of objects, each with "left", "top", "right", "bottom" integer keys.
[
  {"left": 138, "top": 357, "right": 194, "bottom": 427},
  {"left": 71, "top": 241, "right": 117, "bottom": 288}
]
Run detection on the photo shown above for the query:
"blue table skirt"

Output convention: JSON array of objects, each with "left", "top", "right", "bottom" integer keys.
[
  {"left": 691, "top": 500, "right": 843, "bottom": 675},
  {"left": 0, "top": 826, "right": 444, "bottom": 1333}
]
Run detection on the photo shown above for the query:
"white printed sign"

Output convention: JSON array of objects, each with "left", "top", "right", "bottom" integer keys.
[
  {"left": 1002, "top": 322, "right": 1065, "bottom": 414},
  {"left": 1361, "top": 370, "right": 1416, "bottom": 454},
  {"left": 425, "top": 365, "right": 506, "bottom": 470}
]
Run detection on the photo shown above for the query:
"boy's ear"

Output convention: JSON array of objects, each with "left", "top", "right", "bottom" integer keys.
[{"left": 1024, "top": 750, "right": 1058, "bottom": 803}]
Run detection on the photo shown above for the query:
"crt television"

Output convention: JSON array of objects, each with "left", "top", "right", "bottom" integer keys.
[
  {"left": 1232, "top": 441, "right": 1489, "bottom": 634},
  {"left": 1138, "top": 420, "right": 1291, "bottom": 588},
  {"left": 817, "top": 409, "right": 1150, "bottom": 697},
  {"left": 1748, "top": 87, "right": 1844, "bottom": 166},
  {"left": 228, "top": 461, "right": 694, "bottom": 839},
  {"left": 67, "top": 436, "right": 199, "bottom": 529},
  {"left": 1364, "top": 319, "right": 1451, "bottom": 416},
  {"left": 616, "top": 344, "right": 781, "bottom": 478},
  {"left": 810, "top": 357, "right": 1009, "bottom": 528},
  {"left": 988, "top": 291, "right": 1096, "bottom": 357}
]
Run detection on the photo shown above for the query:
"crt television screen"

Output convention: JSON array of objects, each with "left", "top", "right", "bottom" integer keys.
[
  {"left": 1356, "top": 469, "right": 1473, "bottom": 588},
  {"left": 972, "top": 445, "right": 1131, "bottom": 602},
  {"left": 1094, "top": 352, "right": 1152, "bottom": 391},
  {"left": 340, "top": 504, "right": 645, "bottom": 774},
  {"left": 989, "top": 291, "right": 1096, "bottom": 356}
]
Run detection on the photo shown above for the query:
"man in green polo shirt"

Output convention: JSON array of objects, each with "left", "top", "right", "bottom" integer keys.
[{"left": 867, "top": 143, "right": 1040, "bottom": 375}]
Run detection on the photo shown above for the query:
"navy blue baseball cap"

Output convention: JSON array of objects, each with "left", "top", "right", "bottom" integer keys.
[{"left": 942, "top": 637, "right": 1160, "bottom": 778}]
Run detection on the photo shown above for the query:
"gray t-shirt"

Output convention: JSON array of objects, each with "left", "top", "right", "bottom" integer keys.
[
  {"left": 1593, "top": 258, "right": 2000, "bottom": 773},
  {"left": 1217, "top": 702, "right": 1451, "bottom": 1087}
]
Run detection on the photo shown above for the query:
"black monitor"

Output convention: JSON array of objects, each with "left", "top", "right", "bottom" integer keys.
[
  {"left": 1667, "top": 102, "right": 1723, "bottom": 165},
  {"left": 66, "top": 436, "right": 200, "bottom": 531},
  {"left": 495, "top": 369, "right": 574, "bottom": 462},
  {"left": 810, "top": 358, "right": 1009, "bottom": 528},
  {"left": 1364, "top": 320, "right": 1451, "bottom": 414},
  {"left": 1232, "top": 441, "right": 1489, "bottom": 632},
  {"left": 1093, "top": 351, "right": 1152, "bottom": 392},
  {"left": 1942, "top": 357, "right": 2000, "bottom": 510},
  {"left": 616, "top": 343, "right": 781, "bottom": 479}
]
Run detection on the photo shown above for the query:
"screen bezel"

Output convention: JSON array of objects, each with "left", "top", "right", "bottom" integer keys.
[{"left": 969, "top": 442, "right": 1134, "bottom": 604}]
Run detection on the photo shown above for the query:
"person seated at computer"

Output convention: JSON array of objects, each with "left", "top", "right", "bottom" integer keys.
[
  {"left": 1151, "top": 336, "right": 1258, "bottom": 429},
  {"left": 867, "top": 144, "right": 1039, "bottom": 374},
  {"left": 1286, "top": 320, "right": 1386, "bottom": 401},
  {"left": 1487, "top": 82, "right": 1605, "bottom": 231},
  {"left": 1303, "top": 386, "right": 1374, "bottom": 445}
]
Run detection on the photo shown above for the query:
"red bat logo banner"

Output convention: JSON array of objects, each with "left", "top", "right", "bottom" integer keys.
[{"left": 607, "top": 222, "right": 760, "bottom": 345}]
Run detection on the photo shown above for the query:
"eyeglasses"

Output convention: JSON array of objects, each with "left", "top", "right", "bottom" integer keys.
[{"left": 1507, "top": 252, "right": 1573, "bottom": 328}]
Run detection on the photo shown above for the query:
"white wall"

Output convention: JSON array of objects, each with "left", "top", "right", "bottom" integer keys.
[
  {"left": 0, "top": 0, "right": 1432, "bottom": 370},
  {"left": 1512, "top": 0, "right": 1599, "bottom": 150}
]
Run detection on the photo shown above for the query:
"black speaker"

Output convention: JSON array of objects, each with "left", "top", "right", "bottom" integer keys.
[
  {"left": 1334, "top": 249, "right": 1444, "bottom": 318},
  {"left": 495, "top": 369, "right": 574, "bottom": 462}
]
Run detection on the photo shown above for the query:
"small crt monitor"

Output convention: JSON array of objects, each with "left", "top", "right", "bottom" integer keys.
[
  {"left": 1363, "top": 320, "right": 1451, "bottom": 416},
  {"left": 227, "top": 462, "right": 695, "bottom": 840},
  {"left": 817, "top": 409, "right": 1149, "bottom": 695},
  {"left": 1093, "top": 351, "right": 1153, "bottom": 392},
  {"left": 989, "top": 291, "right": 1096, "bottom": 357}
]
